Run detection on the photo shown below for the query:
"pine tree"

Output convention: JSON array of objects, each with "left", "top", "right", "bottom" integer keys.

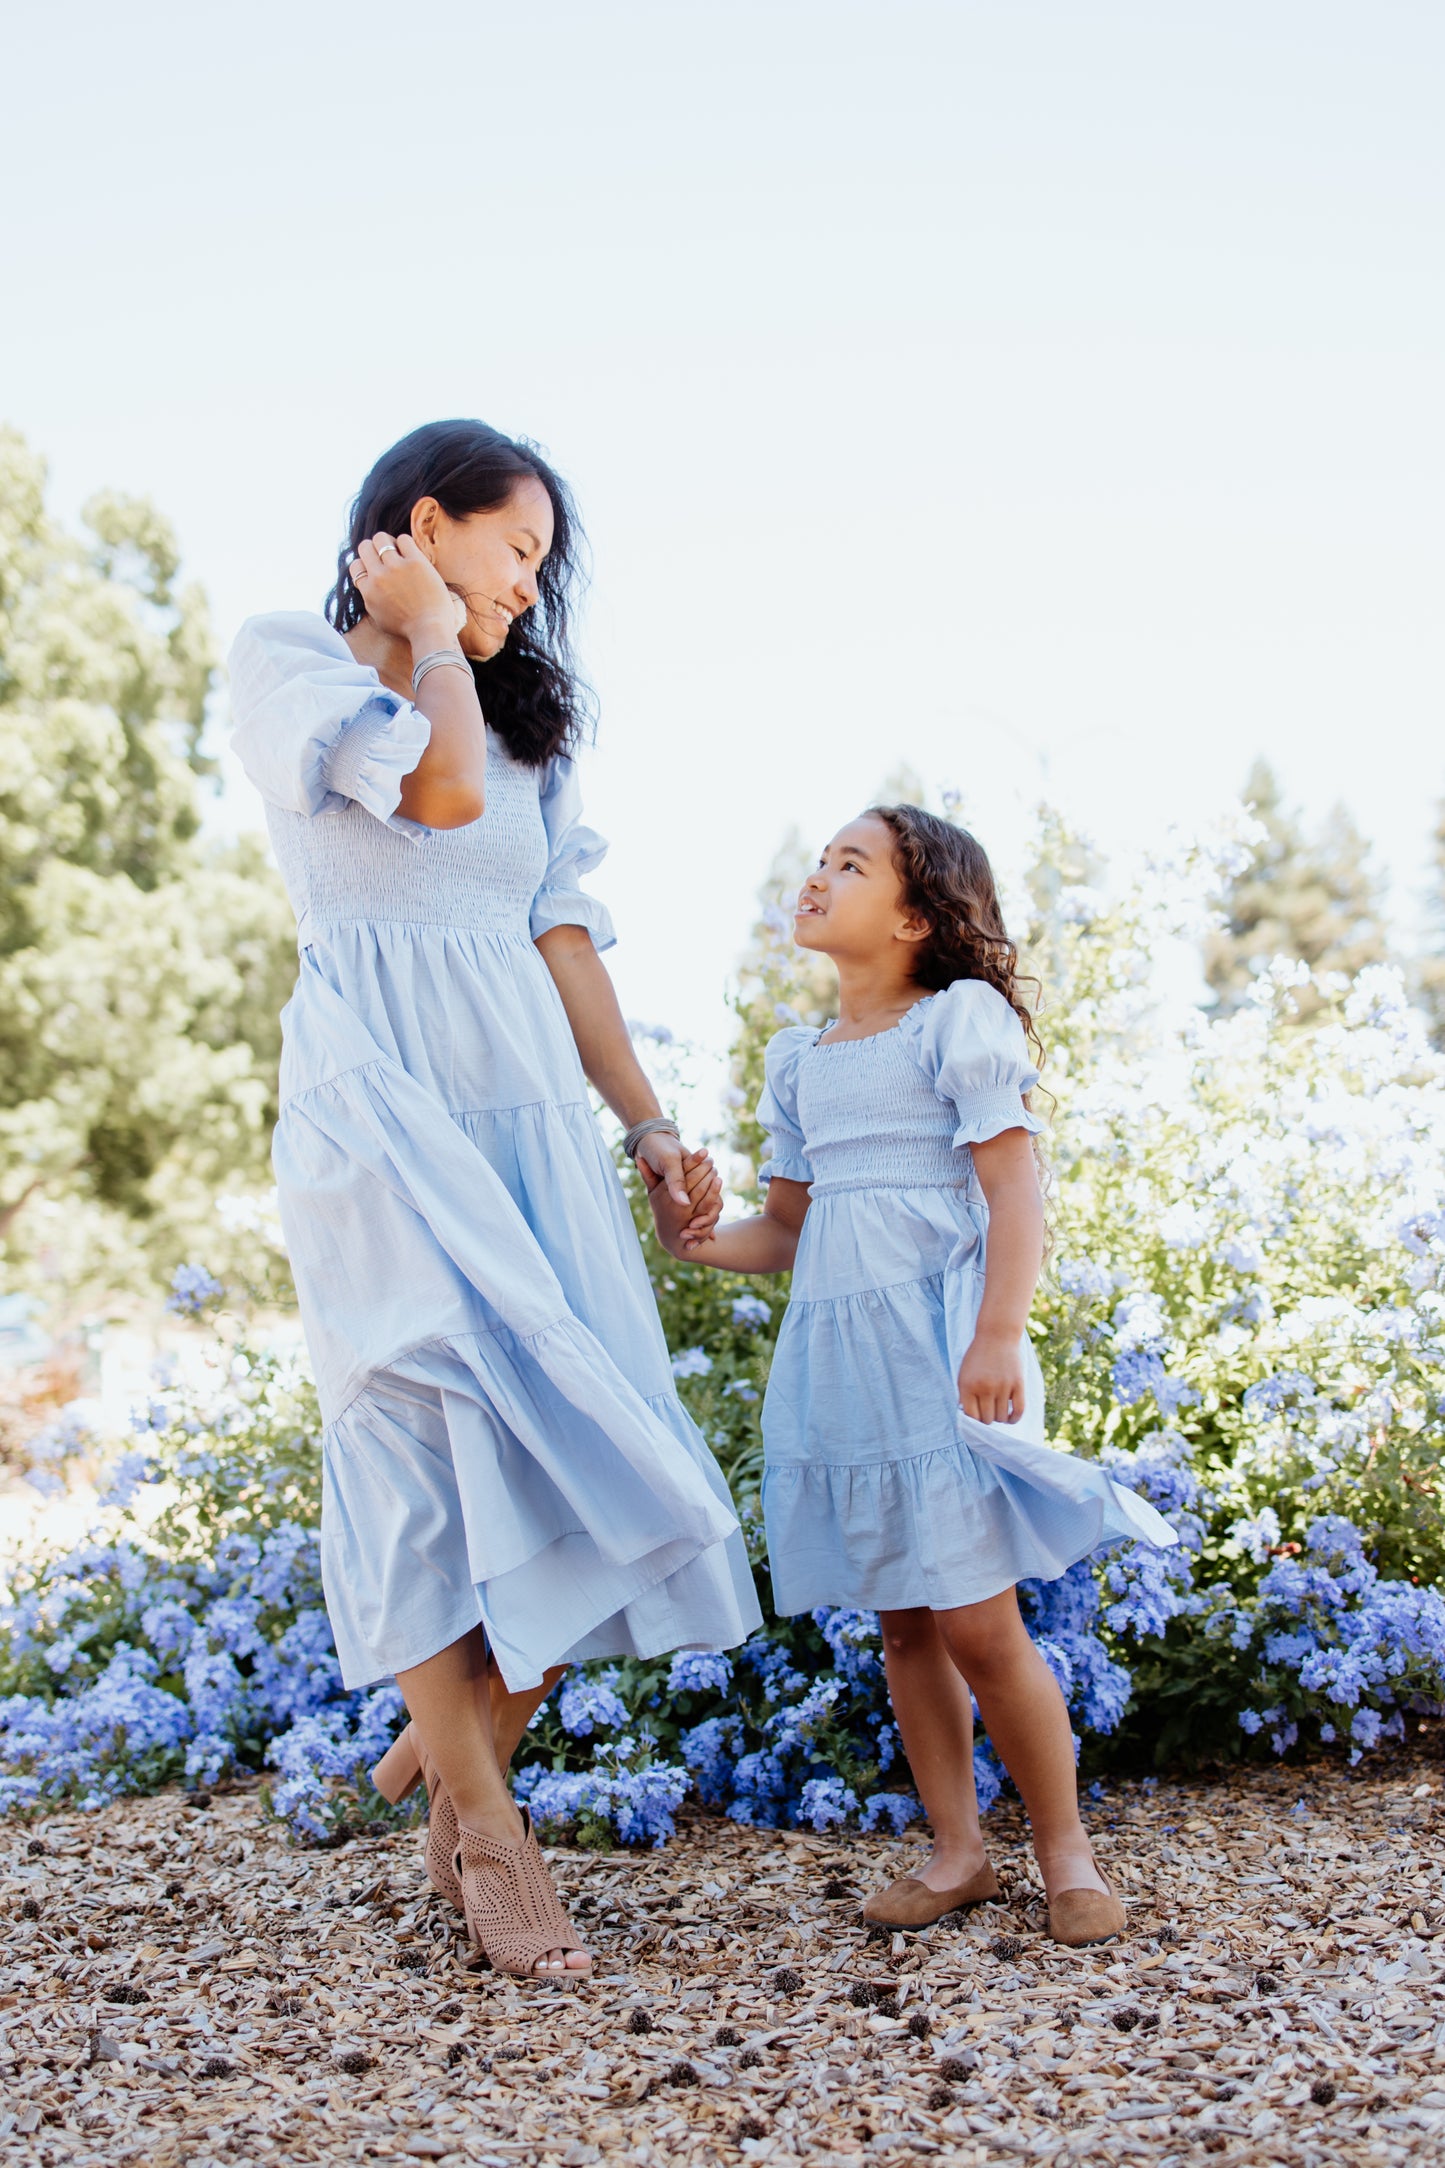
[{"left": 1204, "top": 760, "right": 1387, "bottom": 1018}]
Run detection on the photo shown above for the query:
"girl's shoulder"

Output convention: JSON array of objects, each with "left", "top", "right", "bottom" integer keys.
[
  {"left": 761, "top": 1022, "right": 818, "bottom": 1097},
  {"left": 900, "top": 978, "right": 1038, "bottom": 1090}
]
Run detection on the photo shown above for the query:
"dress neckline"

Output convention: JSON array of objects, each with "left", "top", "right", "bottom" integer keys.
[{"left": 812, "top": 992, "right": 935, "bottom": 1050}]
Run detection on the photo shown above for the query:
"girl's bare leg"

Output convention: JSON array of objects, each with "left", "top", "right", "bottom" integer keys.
[
  {"left": 396, "top": 1628, "right": 589, "bottom": 1972},
  {"left": 879, "top": 1607, "right": 989, "bottom": 1888},
  {"left": 932, "top": 1587, "right": 1108, "bottom": 1900}
]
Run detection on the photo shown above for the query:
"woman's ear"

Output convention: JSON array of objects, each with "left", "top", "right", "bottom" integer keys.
[{"left": 411, "top": 496, "right": 441, "bottom": 556}]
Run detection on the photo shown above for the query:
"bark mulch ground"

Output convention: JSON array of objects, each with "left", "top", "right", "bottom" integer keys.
[{"left": 1, "top": 1754, "right": 1442, "bottom": 2168}]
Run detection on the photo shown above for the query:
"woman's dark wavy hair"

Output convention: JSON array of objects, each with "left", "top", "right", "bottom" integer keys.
[
  {"left": 868, "top": 804, "right": 1045, "bottom": 1072},
  {"left": 326, "top": 419, "right": 594, "bottom": 768}
]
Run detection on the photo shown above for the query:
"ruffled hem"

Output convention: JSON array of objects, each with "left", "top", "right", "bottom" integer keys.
[
  {"left": 322, "top": 693, "right": 434, "bottom": 839},
  {"left": 762, "top": 1418, "right": 1177, "bottom": 1615}
]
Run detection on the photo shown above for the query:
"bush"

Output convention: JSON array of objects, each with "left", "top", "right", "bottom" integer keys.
[{"left": 1, "top": 811, "right": 1442, "bottom": 1844}]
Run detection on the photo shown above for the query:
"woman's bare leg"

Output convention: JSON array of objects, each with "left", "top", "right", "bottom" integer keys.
[
  {"left": 931, "top": 1588, "right": 1107, "bottom": 1899},
  {"left": 396, "top": 1629, "right": 589, "bottom": 1972},
  {"left": 488, "top": 1661, "right": 564, "bottom": 1770},
  {"left": 879, "top": 1606, "right": 988, "bottom": 1889}
]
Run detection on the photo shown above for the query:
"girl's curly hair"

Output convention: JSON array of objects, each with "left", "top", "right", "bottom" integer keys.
[
  {"left": 868, "top": 804, "right": 1044, "bottom": 1071},
  {"left": 326, "top": 419, "right": 594, "bottom": 768}
]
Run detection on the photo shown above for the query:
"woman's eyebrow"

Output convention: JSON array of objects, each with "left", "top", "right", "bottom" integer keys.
[{"left": 516, "top": 527, "right": 544, "bottom": 551}]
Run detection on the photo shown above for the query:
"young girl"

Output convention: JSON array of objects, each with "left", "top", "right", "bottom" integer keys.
[{"left": 650, "top": 805, "right": 1176, "bottom": 1946}]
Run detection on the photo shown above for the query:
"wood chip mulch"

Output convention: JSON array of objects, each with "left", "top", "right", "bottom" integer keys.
[{"left": 1, "top": 1754, "right": 1443, "bottom": 2168}]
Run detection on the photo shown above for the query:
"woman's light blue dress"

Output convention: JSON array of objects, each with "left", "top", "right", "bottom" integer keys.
[
  {"left": 756, "top": 981, "right": 1177, "bottom": 1614},
  {"left": 228, "top": 612, "right": 760, "bottom": 1691}
]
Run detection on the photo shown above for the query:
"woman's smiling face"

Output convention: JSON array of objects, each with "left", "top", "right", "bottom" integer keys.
[
  {"left": 794, "top": 815, "right": 930, "bottom": 962},
  {"left": 413, "top": 475, "right": 556, "bottom": 660}
]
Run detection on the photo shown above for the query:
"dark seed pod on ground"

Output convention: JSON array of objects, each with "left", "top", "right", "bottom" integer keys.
[
  {"left": 849, "top": 1981, "right": 874, "bottom": 2008},
  {"left": 1311, "top": 2078, "right": 1338, "bottom": 2106},
  {"left": 105, "top": 1985, "right": 150, "bottom": 2005},
  {"left": 715, "top": 2024, "right": 742, "bottom": 2046},
  {"left": 739, "top": 2047, "right": 763, "bottom": 2069},
  {"left": 627, "top": 2008, "right": 653, "bottom": 2034},
  {"left": 907, "top": 2012, "right": 930, "bottom": 2038},
  {"left": 990, "top": 1936, "right": 1024, "bottom": 1961},
  {"left": 1139, "top": 2011, "right": 1161, "bottom": 2030},
  {"left": 666, "top": 2060, "right": 700, "bottom": 2087},
  {"left": 772, "top": 1967, "right": 804, "bottom": 1995},
  {"left": 396, "top": 1951, "right": 428, "bottom": 1971},
  {"left": 267, "top": 1993, "right": 303, "bottom": 2016},
  {"left": 1214, "top": 2081, "right": 1238, "bottom": 2100},
  {"left": 26, "top": 1840, "right": 45, "bottom": 1857},
  {"left": 1057, "top": 2006, "right": 1080, "bottom": 2029},
  {"left": 192, "top": 1792, "right": 212, "bottom": 1809},
  {"left": 1112, "top": 2007, "right": 1142, "bottom": 2032},
  {"left": 927, "top": 2084, "right": 955, "bottom": 2110},
  {"left": 335, "top": 2050, "right": 371, "bottom": 2076},
  {"left": 447, "top": 2042, "right": 469, "bottom": 2067},
  {"left": 1158, "top": 1924, "right": 1181, "bottom": 1943},
  {"left": 873, "top": 1994, "right": 899, "bottom": 2019},
  {"left": 939, "top": 2053, "right": 977, "bottom": 2081},
  {"left": 19, "top": 1898, "right": 40, "bottom": 1920},
  {"left": 1255, "top": 1972, "right": 1280, "bottom": 1995},
  {"left": 433, "top": 2001, "right": 462, "bottom": 2021},
  {"left": 736, "top": 2117, "right": 769, "bottom": 2142},
  {"left": 494, "top": 2044, "right": 527, "bottom": 2060},
  {"left": 200, "top": 2056, "right": 234, "bottom": 2079},
  {"left": 823, "top": 1878, "right": 852, "bottom": 1899},
  {"left": 164, "top": 1881, "right": 184, "bottom": 1900}
]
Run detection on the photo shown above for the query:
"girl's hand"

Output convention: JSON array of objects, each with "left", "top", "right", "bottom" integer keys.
[
  {"left": 957, "top": 1328, "right": 1026, "bottom": 1426},
  {"left": 647, "top": 1149, "right": 719, "bottom": 1257},
  {"left": 352, "top": 532, "right": 463, "bottom": 648},
  {"left": 635, "top": 1132, "right": 719, "bottom": 1224}
]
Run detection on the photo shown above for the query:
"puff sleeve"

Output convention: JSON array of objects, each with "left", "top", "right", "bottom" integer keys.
[
  {"left": 227, "top": 612, "right": 434, "bottom": 839},
  {"left": 905, "top": 980, "right": 1044, "bottom": 1148},
  {"left": 528, "top": 754, "right": 616, "bottom": 951},
  {"left": 755, "top": 1027, "right": 815, "bottom": 1186}
]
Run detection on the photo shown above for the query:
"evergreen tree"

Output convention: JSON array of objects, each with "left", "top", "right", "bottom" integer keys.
[
  {"left": 1204, "top": 760, "right": 1386, "bottom": 1018},
  {"left": 1413, "top": 799, "right": 1445, "bottom": 1045}
]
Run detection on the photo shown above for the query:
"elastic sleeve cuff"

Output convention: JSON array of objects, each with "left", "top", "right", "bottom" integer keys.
[
  {"left": 951, "top": 1090, "right": 1045, "bottom": 1149},
  {"left": 758, "top": 1152, "right": 813, "bottom": 1187},
  {"left": 321, "top": 693, "right": 433, "bottom": 837},
  {"left": 530, "top": 889, "right": 617, "bottom": 952}
]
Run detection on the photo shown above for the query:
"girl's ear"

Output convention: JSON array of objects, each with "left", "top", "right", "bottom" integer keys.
[
  {"left": 897, "top": 912, "right": 933, "bottom": 947},
  {"left": 411, "top": 496, "right": 441, "bottom": 556}
]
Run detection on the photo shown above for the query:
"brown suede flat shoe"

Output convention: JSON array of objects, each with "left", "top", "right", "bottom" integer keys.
[
  {"left": 1047, "top": 1881, "right": 1127, "bottom": 1946},
  {"left": 862, "top": 1861, "right": 1001, "bottom": 1930}
]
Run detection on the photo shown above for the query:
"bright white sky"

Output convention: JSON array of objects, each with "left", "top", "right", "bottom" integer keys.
[{"left": 4, "top": 1, "right": 1443, "bottom": 1060}]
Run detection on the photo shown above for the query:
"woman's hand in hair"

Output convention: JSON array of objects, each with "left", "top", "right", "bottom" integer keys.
[{"left": 352, "top": 533, "right": 463, "bottom": 651}]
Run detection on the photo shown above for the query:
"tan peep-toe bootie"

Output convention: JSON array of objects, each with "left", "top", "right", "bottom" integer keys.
[
  {"left": 1047, "top": 1867, "right": 1127, "bottom": 1947},
  {"left": 370, "top": 1721, "right": 463, "bottom": 1913},
  {"left": 454, "top": 1811, "right": 591, "bottom": 1983},
  {"left": 862, "top": 1860, "right": 1001, "bottom": 1931}
]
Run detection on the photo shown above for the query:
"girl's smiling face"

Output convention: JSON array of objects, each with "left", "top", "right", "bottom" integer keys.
[{"left": 794, "top": 815, "right": 931, "bottom": 964}]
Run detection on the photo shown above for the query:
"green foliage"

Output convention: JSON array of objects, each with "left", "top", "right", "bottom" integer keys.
[{"left": 0, "top": 430, "right": 296, "bottom": 1304}]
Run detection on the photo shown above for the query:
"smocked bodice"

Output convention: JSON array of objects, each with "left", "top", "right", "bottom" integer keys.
[
  {"left": 795, "top": 1030, "right": 969, "bottom": 1194},
  {"left": 266, "top": 728, "right": 548, "bottom": 943}
]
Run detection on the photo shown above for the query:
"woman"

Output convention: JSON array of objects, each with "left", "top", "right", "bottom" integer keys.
[{"left": 229, "top": 420, "right": 758, "bottom": 1980}]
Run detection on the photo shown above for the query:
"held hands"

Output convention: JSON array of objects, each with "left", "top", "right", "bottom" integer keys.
[
  {"left": 351, "top": 531, "right": 466, "bottom": 648},
  {"left": 643, "top": 1146, "right": 723, "bottom": 1255},
  {"left": 957, "top": 1327, "right": 1026, "bottom": 1426}
]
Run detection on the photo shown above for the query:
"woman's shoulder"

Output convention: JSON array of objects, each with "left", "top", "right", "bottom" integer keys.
[{"left": 227, "top": 609, "right": 354, "bottom": 693}]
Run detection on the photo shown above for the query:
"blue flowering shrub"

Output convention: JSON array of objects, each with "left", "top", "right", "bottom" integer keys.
[{"left": 2, "top": 813, "right": 1443, "bottom": 1845}]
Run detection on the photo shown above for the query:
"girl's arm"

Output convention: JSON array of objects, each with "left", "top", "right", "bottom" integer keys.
[
  {"left": 535, "top": 924, "right": 708, "bottom": 1221},
  {"left": 651, "top": 1173, "right": 810, "bottom": 1274},
  {"left": 958, "top": 1128, "right": 1045, "bottom": 1426}
]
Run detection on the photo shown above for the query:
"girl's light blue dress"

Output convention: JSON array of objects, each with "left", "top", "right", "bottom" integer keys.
[
  {"left": 228, "top": 613, "right": 760, "bottom": 1692},
  {"left": 757, "top": 981, "right": 1177, "bottom": 1614}
]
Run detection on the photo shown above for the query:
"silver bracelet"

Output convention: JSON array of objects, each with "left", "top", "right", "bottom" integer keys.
[
  {"left": 623, "top": 1117, "right": 681, "bottom": 1161},
  {"left": 411, "top": 649, "right": 473, "bottom": 694}
]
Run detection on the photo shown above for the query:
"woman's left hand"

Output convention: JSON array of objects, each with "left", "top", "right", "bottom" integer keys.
[{"left": 636, "top": 1135, "right": 724, "bottom": 1241}]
